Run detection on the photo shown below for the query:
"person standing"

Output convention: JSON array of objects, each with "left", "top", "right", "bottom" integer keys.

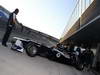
[
  {"left": 82, "top": 47, "right": 94, "bottom": 70},
  {"left": 2, "top": 8, "right": 19, "bottom": 47}
]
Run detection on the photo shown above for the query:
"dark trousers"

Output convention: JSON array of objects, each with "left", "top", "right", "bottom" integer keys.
[{"left": 2, "top": 26, "right": 13, "bottom": 45}]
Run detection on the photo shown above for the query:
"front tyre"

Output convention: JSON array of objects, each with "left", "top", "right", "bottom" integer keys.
[{"left": 26, "top": 42, "right": 37, "bottom": 57}]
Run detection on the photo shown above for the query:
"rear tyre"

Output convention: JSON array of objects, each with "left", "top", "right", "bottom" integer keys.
[
  {"left": 76, "top": 63, "right": 84, "bottom": 70},
  {"left": 26, "top": 42, "right": 37, "bottom": 57}
]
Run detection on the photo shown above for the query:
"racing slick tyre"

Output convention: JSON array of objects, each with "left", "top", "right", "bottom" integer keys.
[
  {"left": 26, "top": 42, "right": 37, "bottom": 57},
  {"left": 75, "top": 58, "right": 84, "bottom": 71},
  {"left": 76, "top": 63, "right": 84, "bottom": 71}
]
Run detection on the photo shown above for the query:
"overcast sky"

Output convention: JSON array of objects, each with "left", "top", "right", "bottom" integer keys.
[{"left": 0, "top": 0, "right": 76, "bottom": 39}]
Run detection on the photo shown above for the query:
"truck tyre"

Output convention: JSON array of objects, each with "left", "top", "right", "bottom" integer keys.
[{"left": 26, "top": 42, "right": 37, "bottom": 57}]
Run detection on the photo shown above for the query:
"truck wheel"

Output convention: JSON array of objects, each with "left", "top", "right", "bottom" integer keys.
[{"left": 26, "top": 42, "right": 37, "bottom": 57}]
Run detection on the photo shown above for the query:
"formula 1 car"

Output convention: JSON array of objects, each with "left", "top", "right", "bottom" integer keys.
[{"left": 11, "top": 37, "right": 84, "bottom": 70}]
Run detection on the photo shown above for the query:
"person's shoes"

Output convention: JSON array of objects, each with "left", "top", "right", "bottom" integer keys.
[
  {"left": 2, "top": 44, "right": 8, "bottom": 47},
  {"left": 17, "top": 49, "right": 23, "bottom": 53}
]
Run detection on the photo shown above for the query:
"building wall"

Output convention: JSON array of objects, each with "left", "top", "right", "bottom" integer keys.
[
  {"left": 80, "top": 0, "right": 100, "bottom": 27},
  {"left": 60, "top": 0, "right": 100, "bottom": 44},
  {"left": 61, "top": 0, "right": 94, "bottom": 39},
  {"left": 60, "top": 19, "right": 80, "bottom": 43}
]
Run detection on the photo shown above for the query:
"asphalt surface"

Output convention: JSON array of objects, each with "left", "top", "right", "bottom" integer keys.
[{"left": 0, "top": 44, "right": 95, "bottom": 75}]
